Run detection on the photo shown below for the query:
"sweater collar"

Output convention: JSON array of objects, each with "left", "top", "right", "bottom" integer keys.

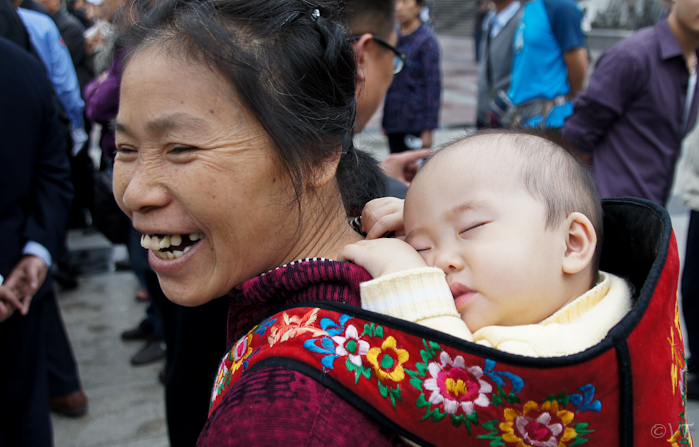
[{"left": 225, "top": 259, "right": 370, "bottom": 345}]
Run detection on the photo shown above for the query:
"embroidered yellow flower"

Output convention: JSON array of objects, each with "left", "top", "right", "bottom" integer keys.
[
  {"left": 366, "top": 336, "right": 409, "bottom": 383},
  {"left": 499, "top": 401, "right": 577, "bottom": 447}
]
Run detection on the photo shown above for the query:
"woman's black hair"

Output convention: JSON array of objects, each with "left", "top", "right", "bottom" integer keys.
[{"left": 116, "top": 0, "right": 385, "bottom": 217}]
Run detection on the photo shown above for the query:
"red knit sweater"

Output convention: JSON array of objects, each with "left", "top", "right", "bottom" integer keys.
[{"left": 197, "top": 259, "right": 408, "bottom": 446}]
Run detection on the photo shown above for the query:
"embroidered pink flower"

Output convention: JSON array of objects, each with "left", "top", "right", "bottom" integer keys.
[
  {"left": 332, "top": 324, "right": 370, "bottom": 366},
  {"left": 501, "top": 401, "right": 577, "bottom": 447},
  {"left": 423, "top": 351, "right": 491, "bottom": 415},
  {"left": 231, "top": 333, "right": 254, "bottom": 374}
]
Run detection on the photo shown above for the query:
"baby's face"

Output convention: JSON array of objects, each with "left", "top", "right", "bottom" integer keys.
[{"left": 403, "top": 145, "right": 570, "bottom": 332}]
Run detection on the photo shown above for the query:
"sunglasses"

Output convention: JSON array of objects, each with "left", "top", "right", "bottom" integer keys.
[{"left": 350, "top": 34, "right": 407, "bottom": 75}]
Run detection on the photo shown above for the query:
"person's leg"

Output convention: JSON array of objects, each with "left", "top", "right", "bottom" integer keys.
[
  {"left": 0, "top": 280, "right": 53, "bottom": 447},
  {"left": 682, "top": 210, "right": 699, "bottom": 371},
  {"left": 474, "top": 31, "right": 482, "bottom": 62},
  {"left": 44, "top": 292, "right": 87, "bottom": 416}
]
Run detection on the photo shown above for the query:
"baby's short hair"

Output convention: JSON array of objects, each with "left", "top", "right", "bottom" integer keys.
[{"left": 430, "top": 128, "right": 604, "bottom": 272}]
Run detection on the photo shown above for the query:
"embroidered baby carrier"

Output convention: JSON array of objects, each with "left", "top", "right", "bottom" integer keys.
[{"left": 209, "top": 198, "right": 691, "bottom": 446}]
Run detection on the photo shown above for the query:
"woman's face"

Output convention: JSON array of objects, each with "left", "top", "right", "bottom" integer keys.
[
  {"left": 114, "top": 48, "right": 301, "bottom": 306},
  {"left": 395, "top": 0, "right": 422, "bottom": 26}
]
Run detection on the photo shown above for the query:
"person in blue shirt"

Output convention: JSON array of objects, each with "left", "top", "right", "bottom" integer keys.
[
  {"left": 15, "top": 0, "right": 87, "bottom": 152},
  {"left": 504, "top": 0, "right": 588, "bottom": 128}
]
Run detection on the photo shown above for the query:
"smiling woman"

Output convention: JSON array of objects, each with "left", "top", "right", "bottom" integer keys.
[{"left": 111, "top": 0, "right": 406, "bottom": 445}]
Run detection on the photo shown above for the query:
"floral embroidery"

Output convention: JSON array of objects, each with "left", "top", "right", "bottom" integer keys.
[
  {"left": 210, "top": 363, "right": 229, "bottom": 402},
  {"left": 333, "top": 324, "right": 370, "bottom": 367},
  {"left": 366, "top": 336, "right": 409, "bottom": 383},
  {"left": 670, "top": 300, "right": 687, "bottom": 397},
  {"left": 268, "top": 308, "right": 328, "bottom": 346},
  {"left": 423, "top": 351, "right": 492, "bottom": 416},
  {"left": 230, "top": 333, "right": 256, "bottom": 374},
  {"left": 211, "top": 307, "right": 608, "bottom": 443},
  {"left": 479, "top": 389, "right": 598, "bottom": 447},
  {"left": 667, "top": 412, "right": 693, "bottom": 447},
  {"left": 406, "top": 340, "right": 522, "bottom": 434},
  {"left": 500, "top": 401, "right": 577, "bottom": 447},
  {"left": 568, "top": 384, "right": 602, "bottom": 413},
  {"left": 303, "top": 314, "right": 371, "bottom": 372}
]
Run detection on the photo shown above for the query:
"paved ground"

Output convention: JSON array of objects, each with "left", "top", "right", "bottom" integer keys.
[{"left": 50, "top": 34, "right": 699, "bottom": 446}]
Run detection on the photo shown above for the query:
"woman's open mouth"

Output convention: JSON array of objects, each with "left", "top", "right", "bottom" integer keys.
[{"left": 140, "top": 233, "right": 204, "bottom": 260}]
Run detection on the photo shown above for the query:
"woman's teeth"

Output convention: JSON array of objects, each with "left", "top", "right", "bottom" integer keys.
[{"left": 140, "top": 233, "right": 204, "bottom": 259}]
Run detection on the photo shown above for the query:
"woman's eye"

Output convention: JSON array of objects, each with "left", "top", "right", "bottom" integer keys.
[
  {"left": 170, "top": 145, "right": 197, "bottom": 154},
  {"left": 115, "top": 145, "right": 137, "bottom": 157}
]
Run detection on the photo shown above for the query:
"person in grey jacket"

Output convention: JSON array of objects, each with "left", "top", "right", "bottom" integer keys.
[{"left": 475, "top": 0, "right": 522, "bottom": 128}]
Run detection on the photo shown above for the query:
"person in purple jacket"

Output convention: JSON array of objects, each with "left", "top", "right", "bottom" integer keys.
[
  {"left": 382, "top": 0, "right": 441, "bottom": 153},
  {"left": 563, "top": 0, "right": 699, "bottom": 207}
]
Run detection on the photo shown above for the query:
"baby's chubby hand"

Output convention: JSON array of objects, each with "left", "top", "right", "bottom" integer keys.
[
  {"left": 361, "top": 197, "right": 406, "bottom": 240},
  {"left": 339, "top": 238, "right": 427, "bottom": 278}
]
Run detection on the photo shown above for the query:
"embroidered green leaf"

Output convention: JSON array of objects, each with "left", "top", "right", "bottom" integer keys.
[
  {"left": 545, "top": 390, "right": 570, "bottom": 407},
  {"left": 568, "top": 422, "right": 594, "bottom": 447},
  {"left": 378, "top": 380, "right": 389, "bottom": 398},
  {"left": 491, "top": 392, "right": 503, "bottom": 407},
  {"left": 450, "top": 411, "right": 479, "bottom": 435},
  {"left": 376, "top": 325, "right": 384, "bottom": 338},
  {"left": 477, "top": 421, "right": 506, "bottom": 446},
  {"left": 420, "top": 339, "right": 440, "bottom": 363},
  {"left": 506, "top": 391, "right": 521, "bottom": 404},
  {"left": 361, "top": 322, "right": 384, "bottom": 338},
  {"left": 409, "top": 378, "right": 423, "bottom": 390},
  {"left": 378, "top": 382, "right": 402, "bottom": 409},
  {"left": 415, "top": 394, "right": 446, "bottom": 422},
  {"left": 391, "top": 385, "right": 402, "bottom": 404},
  {"left": 490, "top": 385, "right": 520, "bottom": 406},
  {"left": 345, "top": 358, "right": 371, "bottom": 384},
  {"left": 425, "top": 408, "right": 446, "bottom": 422}
]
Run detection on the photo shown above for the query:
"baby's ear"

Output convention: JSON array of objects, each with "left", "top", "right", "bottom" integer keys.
[{"left": 562, "top": 212, "right": 597, "bottom": 275}]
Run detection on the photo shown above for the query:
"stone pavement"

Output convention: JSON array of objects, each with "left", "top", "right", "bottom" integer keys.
[{"left": 51, "top": 33, "right": 699, "bottom": 446}]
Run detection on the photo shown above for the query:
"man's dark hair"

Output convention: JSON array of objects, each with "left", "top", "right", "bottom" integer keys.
[
  {"left": 341, "top": 0, "right": 395, "bottom": 39},
  {"left": 117, "top": 0, "right": 385, "bottom": 216}
]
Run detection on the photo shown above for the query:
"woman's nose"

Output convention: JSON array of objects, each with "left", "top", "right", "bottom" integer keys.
[{"left": 115, "top": 161, "right": 170, "bottom": 214}]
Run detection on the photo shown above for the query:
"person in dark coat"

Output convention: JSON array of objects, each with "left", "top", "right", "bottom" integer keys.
[{"left": 0, "top": 34, "right": 73, "bottom": 445}]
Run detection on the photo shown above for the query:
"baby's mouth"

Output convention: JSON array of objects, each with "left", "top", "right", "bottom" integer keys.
[{"left": 140, "top": 233, "right": 204, "bottom": 259}]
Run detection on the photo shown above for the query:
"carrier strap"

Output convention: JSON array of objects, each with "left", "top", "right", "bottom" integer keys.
[{"left": 209, "top": 303, "right": 616, "bottom": 447}]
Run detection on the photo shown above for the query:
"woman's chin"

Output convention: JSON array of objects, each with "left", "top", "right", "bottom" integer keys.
[{"left": 157, "top": 277, "right": 220, "bottom": 307}]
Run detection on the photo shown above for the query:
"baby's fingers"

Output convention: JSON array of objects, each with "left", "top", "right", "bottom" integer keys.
[{"left": 365, "top": 212, "right": 404, "bottom": 240}]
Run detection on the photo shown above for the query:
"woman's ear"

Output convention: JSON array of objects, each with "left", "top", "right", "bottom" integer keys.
[
  {"left": 562, "top": 212, "right": 597, "bottom": 275},
  {"left": 308, "top": 149, "right": 342, "bottom": 190}
]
